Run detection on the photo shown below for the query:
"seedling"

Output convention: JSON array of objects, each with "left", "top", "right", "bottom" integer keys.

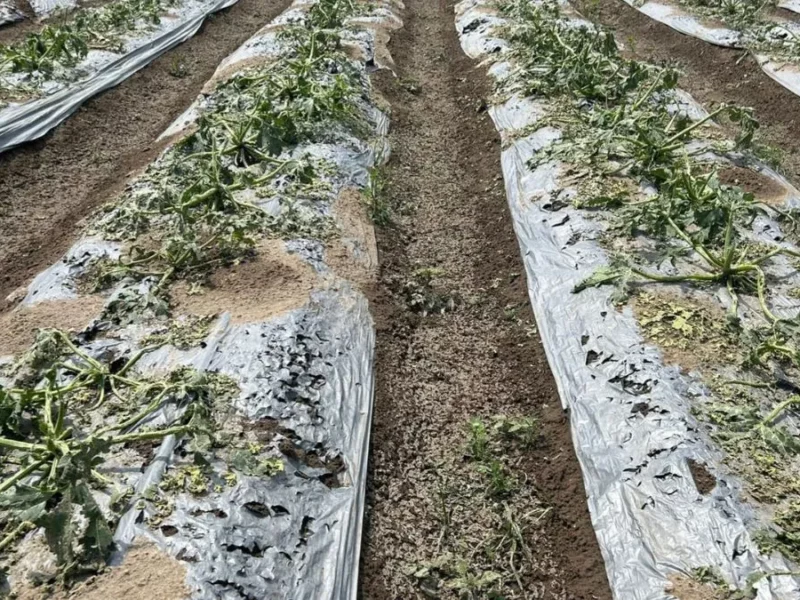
[
  {"left": 467, "top": 418, "right": 490, "bottom": 462},
  {"left": 364, "top": 165, "right": 391, "bottom": 226}
]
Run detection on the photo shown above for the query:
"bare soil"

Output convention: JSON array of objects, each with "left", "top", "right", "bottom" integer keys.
[
  {"left": 13, "top": 544, "right": 189, "bottom": 600},
  {"left": 667, "top": 575, "right": 726, "bottom": 600},
  {"left": 170, "top": 240, "right": 318, "bottom": 324},
  {"left": 359, "top": 0, "right": 611, "bottom": 598},
  {"left": 0, "top": 295, "right": 104, "bottom": 355},
  {"left": 574, "top": 0, "right": 800, "bottom": 183},
  {"left": 0, "top": 0, "right": 291, "bottom": 311},
  {"left": 687, "top": 459, "right": 716, "bottom": 495},
  {"left": 718, "top": 165, "right": 789, "bottom": 205}
]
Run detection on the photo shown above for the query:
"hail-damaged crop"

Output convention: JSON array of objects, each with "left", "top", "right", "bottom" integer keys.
[
  {"left": 496, "top": 0, "right": 800, "bottom": 568},
  {"left": 671, "top": 0, "right": 800, "bottom": 64},
  {"left": 0, "top": 329, "right": 230, "bottom": 573},
  {"left": 87, "top": 1, "right": 372, "bottom": 321},
  {"left": 0, "top": 0, "right": 178, "bottom": 91}
]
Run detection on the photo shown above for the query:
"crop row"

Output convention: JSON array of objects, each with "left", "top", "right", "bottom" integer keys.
[
  {"left": 0, "top": 0, "right": 389, "bottom": 594},
  {"left": 466, "top": 0, "right": 800, "bottom": 594}
]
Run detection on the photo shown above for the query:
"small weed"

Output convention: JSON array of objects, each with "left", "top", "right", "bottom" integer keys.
[
  {"left": 402, "top": 267, "right": 457, "bottom": 315},
  {"left": 398, "top": 77, "right": 421, "bottom": 95},
  {"left": 751, "top": 142, "right": 784, "bottom": 172},
  {"left": 502, "top": 303, "right": 520, "bottom": 321},
  {"left": 476, "top": 459, "right": 517, "bottom": 499},
  {"left": 363, "top": 166, "right": 391, "bottom": 226},
  {"left": 467, "top": 418, "right": 490, "bottom": 462},
  {"left": 168, "top": 56, "right": 189, "bottom": 78},
  {"left": 492, "top": 415, "right": 539, "bottom": 447}
]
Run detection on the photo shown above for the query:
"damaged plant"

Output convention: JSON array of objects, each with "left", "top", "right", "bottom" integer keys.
[{"left": 0, "top": 329, "right": 223, "bottom": 572}]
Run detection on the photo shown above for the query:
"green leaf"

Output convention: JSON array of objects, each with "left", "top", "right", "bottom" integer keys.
[
  {"left": 755, "top": 424, "right": 800, "bottom": 456},
  {"left": 42, "top": 492, "right": 76, "bottom": 566},
  {"left": 18, "top": 501, "right": 48, "bottom": 523},
  {"left": 0, "top": 485, "right": 51, "bottom": 511},
  {"left": 572, "top": 266, "right": 622, "bottom": 293},
  {"left": 73, "top": 482, "right": 114, "bottom": 563}
]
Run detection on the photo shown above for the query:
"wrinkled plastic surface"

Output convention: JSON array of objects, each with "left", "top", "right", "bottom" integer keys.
[
  {"left": 28, "top": 0, "right": 75, "bottom": 16},
  {"left": 3, "top": 0, "right": 400, "bottom": 597},
  {"left": 0, "top": 0, "right": 23, "bottom": 24},
  {"left": 619, "top": 0, "right": 800, "bottom": 99},
  {"left": 0, "top": 0, "right": 239, "bottom": 154},
  {"left": 455, "top": 1, "right": 800, "bottom": 599}
]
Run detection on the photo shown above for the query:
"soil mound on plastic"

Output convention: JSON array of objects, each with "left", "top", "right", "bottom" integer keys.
[
  {"left": 170, "top": 239, "right": 318, "bottom": 323},
  {"left": 719, "top": 165, "right": 788, "bottom": 205},
  {"left": 14, "top": 545, "right": 189, "bottom": 600},
  {"left": 0, "top": 296, "right": 105, "bottom": 355}
]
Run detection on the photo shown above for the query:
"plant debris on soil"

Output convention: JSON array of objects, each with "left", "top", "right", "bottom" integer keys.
[
  {"left": 358, "top": 0, "right": 612, "bottom": 598},
  {"left": 0, "top": 0, "right": 292, "bottom": 312}
]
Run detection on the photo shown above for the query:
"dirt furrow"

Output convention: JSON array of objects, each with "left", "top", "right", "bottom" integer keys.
[
  {"left": 0, "top": 0, "right": 291, "bottom": 307},
  {"left": 359, "top": 1, "right": 611, "bottom": 598}
]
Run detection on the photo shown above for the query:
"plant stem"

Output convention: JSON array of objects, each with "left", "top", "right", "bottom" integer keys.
[
  {"left": 761, "top": 396, "right": 800, "bottom": 426},
  {"left": 0, "top": 459, "right": 48, "bottom": 494},
  {"left": 110, "top": 425, "right": 192, "bottom": 444}
]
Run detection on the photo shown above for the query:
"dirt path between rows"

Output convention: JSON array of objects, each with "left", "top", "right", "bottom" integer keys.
[
  {"left": 0, "top": 0, "right": 291, "bottom": 308},
  {"left": 574, "top": 0, "right": 800, "bottom": 182},
  {"left": 359, "top": 1, "right": 611, "bottom": 598}
]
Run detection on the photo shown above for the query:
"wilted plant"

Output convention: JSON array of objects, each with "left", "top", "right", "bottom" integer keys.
[{"left": 0, "top": 329, "right": 229, "bottom": 570}]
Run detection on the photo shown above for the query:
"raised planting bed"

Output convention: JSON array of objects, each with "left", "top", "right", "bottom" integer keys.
[
  {"left": 457, "top": 0, "right": 800, "bottom": 597},
  {"left": 0, "top": 0, "right": 245, "bottom": 152},
  {"left": 0, "top": 0, "right": 401, "bottom": 597},
  {"left": 615, "top": 0, "right": 800, "bottom": 99}
]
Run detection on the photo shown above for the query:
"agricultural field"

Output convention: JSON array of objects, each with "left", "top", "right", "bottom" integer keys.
[{"left": 2, "top": 0, "right": 800, "bottom": 598}]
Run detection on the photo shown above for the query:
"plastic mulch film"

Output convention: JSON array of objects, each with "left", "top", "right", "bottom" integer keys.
[
  {"left": 27, "top": 0, "right": 76, "bottom": 17},
  {"left": 0, "top": 0, "right": 240, "bottom": 154},
  {"left": 0, "top": 0, "right": 23, "bottom": 25},
  {"left": 617, "top": 0, "right": 800, "bottom": 100},
  {"left": 455, "top": 1, "right": 800, "bottom": 599},
  {"left": 0, "top": 0, "right": 401, "bottom": 597}
]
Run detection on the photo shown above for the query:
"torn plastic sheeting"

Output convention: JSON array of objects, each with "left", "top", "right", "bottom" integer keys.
[
  {"left": 619, "top": 0, "right": 800, "bottom": 99},
  {"left": 108, "top": 287, "right": 376, "bottom": 600},
  {"left": 779, "top": 0, "right": 800, "bottom": 14},
  {"left": 4, "top": 0, "right": 397, "bottom": 597},
  {"left": 0, "top": 0, "right": 239, "bottom": 154},
  {"left": 455, "top": 1, "right": 800, "bottom": 598}
]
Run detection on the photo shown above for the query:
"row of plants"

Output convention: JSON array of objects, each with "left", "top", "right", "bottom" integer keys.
[
  {"left": 86, "top": 0, "right": 368, "bottom": 322},
  {"left": 0, "top": 0, "right": 380, "bottom": 587},
  {"left": 638, "top": 0, "right": 800, "bottom": 65},
  {"left": 496, "top": 0, "right": 800, "bottom": 582},
  {"left": 0, "top": 0, "right": 184, "bottom": 101}
]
